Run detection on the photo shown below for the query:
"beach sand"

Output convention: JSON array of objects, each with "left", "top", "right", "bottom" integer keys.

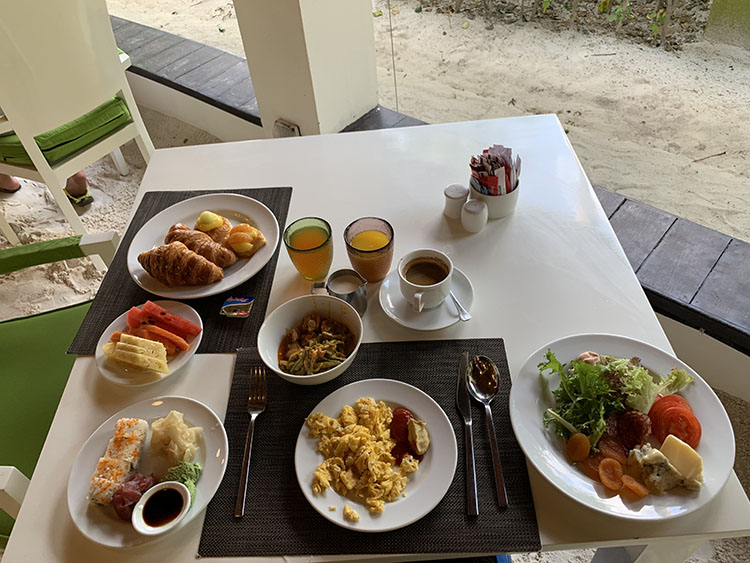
[{"left": 0, "top": 2, "right": 747, "bottom": 559}]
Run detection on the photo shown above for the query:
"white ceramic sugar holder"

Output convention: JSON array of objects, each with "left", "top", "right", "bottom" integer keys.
[{"left": 468, "top": 180, "right": 520, "bottom": 219}]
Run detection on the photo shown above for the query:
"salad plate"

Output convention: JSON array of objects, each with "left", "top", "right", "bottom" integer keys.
[
  {"left": 509, "top": 333, "right": 735, "bottom": 521},
  {"left": 294, "top": 379, "right": 457, "bottom": 532},
  {"left": 94, "top": 300, "right": 203, "bottom": 387},
  {"left": 67, "top": 396, "right": 228, "bottom": 548},
  {"left": 127, "top": 193, "right": 280, "bottom": 299}
]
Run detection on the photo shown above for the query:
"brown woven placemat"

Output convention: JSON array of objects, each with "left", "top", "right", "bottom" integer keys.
[
  {"left": 68, "top": 187, "right": 291, "bottom": 355},
  {"left": 198, "top": 339, "right": 540, "bottom": 557}
]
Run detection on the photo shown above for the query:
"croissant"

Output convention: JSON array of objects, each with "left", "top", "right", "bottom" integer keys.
[
  {"left": 194, "top": 212, "right": 231, "bottom": 244},
  {"left": 165, "top": 223, "right": 238, "bottom": 268},
  {"left": 226, "top": 223, "right": 267, "bottom": 259},
  {"left": 138, "top": 242, "right": 223, "bottom": 287}
]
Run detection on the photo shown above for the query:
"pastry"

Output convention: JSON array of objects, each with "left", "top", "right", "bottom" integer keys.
[
  {"left": 165, "top": 223, "right": 237, "bottom": 268},
  {"left": 138, "top": 241, "right": 223, "bottom": 287},
  {"left": 194, "top": 211, "right": 231, "bottom": 244},
  {"left": 226, "top": 223, "right": 267, "bottom": 259}
]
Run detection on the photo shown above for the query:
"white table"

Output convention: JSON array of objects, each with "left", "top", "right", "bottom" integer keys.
[{"left": 5, "top": 115, "right": 749, "bottom": 563}]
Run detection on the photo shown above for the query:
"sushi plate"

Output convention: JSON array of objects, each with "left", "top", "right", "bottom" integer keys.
[
  {"left": 95, "top": 301, "right": 202, "bottom": 387},
  {"left": 67, "top": 395, "right": 228, "bottom": 548}
]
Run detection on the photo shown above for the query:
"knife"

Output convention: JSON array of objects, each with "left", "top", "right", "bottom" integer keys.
[{"left": 456, "top": 351, "right": 479, "bottom": 516}]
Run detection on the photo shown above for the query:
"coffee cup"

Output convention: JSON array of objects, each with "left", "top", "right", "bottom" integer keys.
[{"left": 398, "top": 249, "right": 453, "bottom": 312}]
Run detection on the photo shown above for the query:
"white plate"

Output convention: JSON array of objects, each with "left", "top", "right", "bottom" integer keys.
[
  {"left": 379, "top": 267, "right": 473, "bottom": 331},
  {"left": 127, "top": 193, "right": 280, "bottom": 299},
  {"left": 94, "top": 301, "right": 203, "bottom": 387},
  {"left": 509, "top": 333, "right": 735, "bottom": 521},
  {"left": 295, "top": 379, "right": 457, "bottom": 532},
  {"left": 67, "top": 396, "right": 228, "bottom": 548}
]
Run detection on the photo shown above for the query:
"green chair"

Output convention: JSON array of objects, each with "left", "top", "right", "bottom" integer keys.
[{"left": 0, "top": 231, "right": 117, "bottom": 546}]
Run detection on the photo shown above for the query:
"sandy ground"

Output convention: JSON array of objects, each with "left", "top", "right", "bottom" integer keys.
[{"left": 1, "top": 2, "right": 748, "bottom": 560}]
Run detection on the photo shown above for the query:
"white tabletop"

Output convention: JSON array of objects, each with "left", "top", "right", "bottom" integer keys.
[{"left": 6, "top": 115, "right": 750, "bottom": 562}]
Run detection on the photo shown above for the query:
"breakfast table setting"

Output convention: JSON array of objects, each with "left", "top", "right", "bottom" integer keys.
[{"left": 4, "top": 114, "right": 750, "bottom": 563}]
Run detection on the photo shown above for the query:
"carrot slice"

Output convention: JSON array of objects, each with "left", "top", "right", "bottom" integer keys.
[
  {"left": 621, "top": 474, "right": 649, "bottom": 498},
  {"left": 140, "top": 324, "right": 189, "bottom": 351},
  {"left": 567, "top": 433, "right": 591, "bottom": 462},
  {"left": 598, "top": 458, "right": 624, "bottom": 491}
]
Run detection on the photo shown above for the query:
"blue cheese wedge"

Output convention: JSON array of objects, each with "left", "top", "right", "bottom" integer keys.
[{"left": 628, "top": 443, "right": 702, "bottom": 494}]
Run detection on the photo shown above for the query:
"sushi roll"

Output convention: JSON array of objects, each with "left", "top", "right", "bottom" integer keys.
[
  {"left": 114, "top": 418, "right": 148, "bottom": 441},
  {"left": 88, "top": 418, "right": 149, "bottom": 505},
  {"left": 104, "top": 435, "right": 144, "bottom": 470},
  {"left": 88, "top": 477, "right": 121, "bottom": 506}
]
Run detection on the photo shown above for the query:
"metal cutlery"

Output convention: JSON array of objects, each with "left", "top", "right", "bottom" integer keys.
[
  {"left": 467, "top": 354, "right": 508, "bottom": 508},
  {"left": 449, "top": 290, "right": 471, "bottom": 322},
  {"left": 455, "top": 351, "right": 479, "bottom": 516},
  {"left": 234, "top": 365, "right": 267, "bottom": 518}
]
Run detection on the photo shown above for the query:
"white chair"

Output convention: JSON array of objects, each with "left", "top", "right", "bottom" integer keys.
[
  {"left": 0, "top": 467, "right": 29, "bottom": 520},
  {"left": 0, "top": 0, "right": 154, "bottom": 237}
]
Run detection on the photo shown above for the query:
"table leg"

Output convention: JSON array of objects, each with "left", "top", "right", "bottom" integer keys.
[{"left": 590, "top": 539, "right": 705, "bottom": 563}]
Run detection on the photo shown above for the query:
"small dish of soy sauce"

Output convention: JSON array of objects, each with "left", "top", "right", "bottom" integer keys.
[{"left": 131, "top": 481, "right": 191, "bottom": 536}]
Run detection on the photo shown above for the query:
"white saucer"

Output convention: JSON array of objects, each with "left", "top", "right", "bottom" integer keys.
[{"left": 379, "top": 267, "right": 473, "bottom": 331}]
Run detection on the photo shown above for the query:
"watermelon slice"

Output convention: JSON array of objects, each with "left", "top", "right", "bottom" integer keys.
[
  {"left": 142, "top": 301, "right": 202, "bottom": 338},
  {"left": 126, "top": 306, "right": 150, "bottom": 330}
]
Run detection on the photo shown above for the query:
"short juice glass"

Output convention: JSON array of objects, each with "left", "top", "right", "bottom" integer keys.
[
  {"left": 283, "top": 217, "right": 333, "bottom": 281},
  {"left": 344, "top": 217, "right": 394, "bottom": 283}
]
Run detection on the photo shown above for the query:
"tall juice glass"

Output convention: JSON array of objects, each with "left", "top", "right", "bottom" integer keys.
[
  {"left": 283, "top": 217, "right": 333, "bottom": 281},
  {"left": 344, "top": 217, "right": 394, "bottom": 283}
]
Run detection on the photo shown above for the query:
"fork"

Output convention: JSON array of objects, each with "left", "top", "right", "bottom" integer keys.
[{"left": 234, "top": 365, "right": 267, "bottom": 518}]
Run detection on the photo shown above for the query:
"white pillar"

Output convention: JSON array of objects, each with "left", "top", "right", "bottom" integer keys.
[{"left": 233, "top": 0, "right": 379, "bottom": 136}]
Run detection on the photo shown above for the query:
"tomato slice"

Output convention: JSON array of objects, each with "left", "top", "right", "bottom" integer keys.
[
  {"left": 649, "top": 394, "right": 692, "bottom": 425},
  {"left": 654, "top": 405, "right": 702, "bottom": 448}
]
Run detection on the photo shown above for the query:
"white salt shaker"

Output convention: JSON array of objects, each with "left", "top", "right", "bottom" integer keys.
[
  {"left": 443, "top": 184, "right": 469, "bottom": 219},
  {"left": 461, "top": 199, "right": 488, "bottom": 233}
]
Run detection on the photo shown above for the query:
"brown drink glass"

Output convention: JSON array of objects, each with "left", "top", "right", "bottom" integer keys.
[{"left": 343, "top": 217, "right": 394, "bottom": 283}]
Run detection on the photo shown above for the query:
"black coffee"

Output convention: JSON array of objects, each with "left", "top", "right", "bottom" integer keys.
[{"left": 404, "top": 258, "right": 449, "bottom": 286}]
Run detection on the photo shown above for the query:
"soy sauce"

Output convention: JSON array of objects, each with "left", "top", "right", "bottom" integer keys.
[{"left": 143, "top": 487, "right": 184, "bottom": 527}]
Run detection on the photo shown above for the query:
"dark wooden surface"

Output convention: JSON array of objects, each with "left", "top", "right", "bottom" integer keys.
[
  {"left": 111, "top": 16, "right": 261, "bottom": 127},
  {"left": 108, "top": 14, "right": 750, "bottom": 356}
]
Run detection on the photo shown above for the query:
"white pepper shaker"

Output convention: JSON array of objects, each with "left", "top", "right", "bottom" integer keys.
[
  {"left": 461, "top": 199, "right": 488, "bottom": 233},
  {"left": 443, "top": 184, "right": 469, "bottom": 219}
]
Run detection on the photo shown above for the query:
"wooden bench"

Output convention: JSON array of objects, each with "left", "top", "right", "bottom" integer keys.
[{"left": 109, "top": 16, "right": 749, "bottom": 358}]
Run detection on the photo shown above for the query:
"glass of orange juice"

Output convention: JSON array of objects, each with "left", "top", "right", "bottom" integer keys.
[
  {"left": 344, "top": 217, "right": 394, "bottom": 283},
  {"left": 283, "top": 217, "right": 333, "bottom": 281}
]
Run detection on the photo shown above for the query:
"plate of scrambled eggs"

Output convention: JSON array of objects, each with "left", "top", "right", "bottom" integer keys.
[{"left": 294, "top": 379, "right": 457, "bottom": 532}]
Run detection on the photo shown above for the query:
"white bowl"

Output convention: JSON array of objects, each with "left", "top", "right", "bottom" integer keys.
[
  {"left": 257, "top": 294, "right": 363, "bottom": 385},
  {"left": 131, "top": 481, "right": 191, "bottom": 536}
]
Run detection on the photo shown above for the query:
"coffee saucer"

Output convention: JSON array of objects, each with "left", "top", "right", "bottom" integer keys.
[{"left": 379, "top": 267, "right": 474, "bottom": 331}]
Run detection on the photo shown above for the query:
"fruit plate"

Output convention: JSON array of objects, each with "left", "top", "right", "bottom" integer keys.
[
  {"left": 95, "top": 301, "right": 203, "bottom": 387},
  {"left": 67, "top": 395, "right": 228, "bottom": 548},
  {"left": 127, "top": 193, "right": 280, "bottom": 299},
  {"left": 509, "top": 333, "right": 735, "bottom": 521}
]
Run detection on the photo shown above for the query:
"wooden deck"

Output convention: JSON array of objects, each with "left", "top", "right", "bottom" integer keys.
[{"left": 110, "top": 16, "right": 750, "bottom": 357}]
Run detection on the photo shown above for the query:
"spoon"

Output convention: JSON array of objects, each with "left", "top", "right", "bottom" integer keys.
[
  {"left": 449, "top": 290, "right": 471, "bottom": 322},
  {"left": 467, "top": 354, "right": 508, "bottom": 508}
]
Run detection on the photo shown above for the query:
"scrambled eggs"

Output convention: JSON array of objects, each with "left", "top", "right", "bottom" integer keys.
[{"left": 306, "top": 397, "right": 419, "bottom": 514}]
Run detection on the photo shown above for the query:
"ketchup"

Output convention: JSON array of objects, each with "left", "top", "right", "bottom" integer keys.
[{"left": 390, "top": 407, "right": 423, "bottom": 465}]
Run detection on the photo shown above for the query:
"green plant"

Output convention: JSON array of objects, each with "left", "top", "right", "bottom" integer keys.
[
  {"left": 542, "top": 0, "right": 551, "bottom": 12},
  {"left": 608, "top": 0, "right": 633, "bottom": 27},
  {"left": 647, "top": 11, "right": 665, "bottom": 37}
]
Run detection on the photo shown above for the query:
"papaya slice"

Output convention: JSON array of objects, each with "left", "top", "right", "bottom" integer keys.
[
  {"left": 140, "top": 324, "right": 189, "bottom": 351},
  {"left": 129, "top": 327, "right": 178, "bottom": 356}
]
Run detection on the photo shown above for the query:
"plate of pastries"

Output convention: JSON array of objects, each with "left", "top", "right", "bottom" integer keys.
[{"left": 127, "top": 193, "right": 280, "bottom": 299}]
